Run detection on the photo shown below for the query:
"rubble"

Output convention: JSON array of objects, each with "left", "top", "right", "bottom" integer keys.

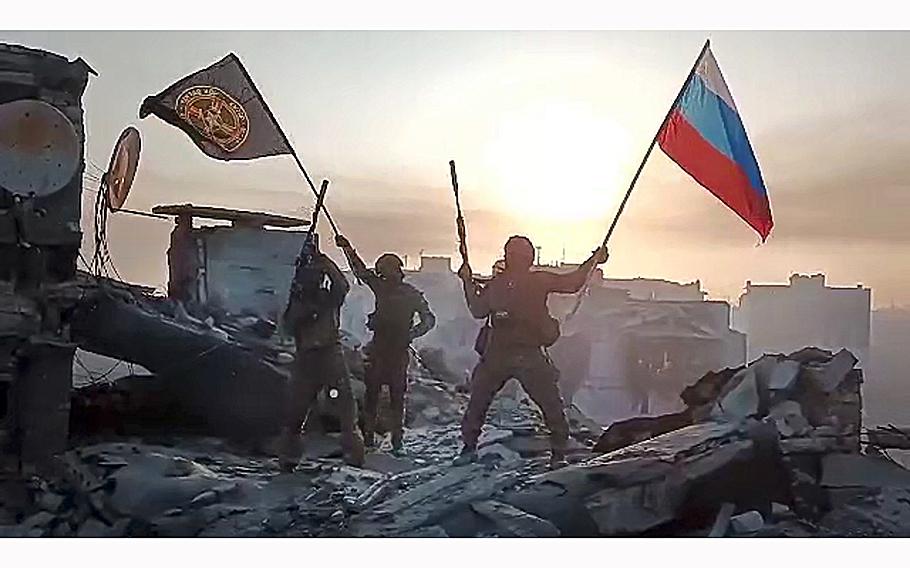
[
  {"left": 5, "top": 343, "right": 910, "bottom": 537},
  {"left": 729, "top": 510, "right": 764, "bottom": 534}
]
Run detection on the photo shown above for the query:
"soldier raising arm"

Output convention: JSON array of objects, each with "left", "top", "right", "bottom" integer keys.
[{"left": 335, "top": 235, "right": 436, "bottom": 453}]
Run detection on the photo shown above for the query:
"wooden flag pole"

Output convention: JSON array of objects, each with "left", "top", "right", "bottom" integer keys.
[{"left": 565, "top": 39, "right": 711, "bottom": 321}]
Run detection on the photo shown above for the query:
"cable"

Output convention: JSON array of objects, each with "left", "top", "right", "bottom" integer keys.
[{"left": 74, "top": 352, "right": 124, "bottom": 385}]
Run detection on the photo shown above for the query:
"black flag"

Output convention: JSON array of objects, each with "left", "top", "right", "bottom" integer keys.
[{"left": 140, "top": 53, "right": 292, "bottom": 161}]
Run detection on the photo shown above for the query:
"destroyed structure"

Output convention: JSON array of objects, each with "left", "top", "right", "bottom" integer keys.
[
  {"left": 551, "top": 272, "right": 745, "bottom": 425},
  {"left": 153, "top": 204, "right": 310, "bottom": 321},
  {"left": 5, "top": 43, "right": 910, "bottom": 539},
  {"left": 734, "top": 274, "right": 872, "bottom": 364},
  {"left": 0, "top": 43, "right": 95, "bottom": 476}
]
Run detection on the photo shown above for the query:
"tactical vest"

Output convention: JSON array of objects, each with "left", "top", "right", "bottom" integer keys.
[
  {"left": 483, "top": 273, "right": 560, "bottom": 349},
  {"left": 369, "top": 282, "right": 422, "bottom": 341}
]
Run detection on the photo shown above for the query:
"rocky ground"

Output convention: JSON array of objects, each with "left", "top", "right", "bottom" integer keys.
[
  {"left": 5, "top": 347, "right": 910, "bottom": 537},
  {"left": 0, "top": 369, "right": 596, "bottom": 538}
]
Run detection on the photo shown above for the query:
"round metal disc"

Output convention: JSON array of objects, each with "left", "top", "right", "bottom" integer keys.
[
  {"left": 105, "top": 126, "right": 141, "bottom": 211},
  {"left": 0, "top": 99, "right": 80, "bottom": 197}
]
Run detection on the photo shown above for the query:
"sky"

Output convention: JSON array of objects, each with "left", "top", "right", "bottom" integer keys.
[{"left": 3, "top": 30, "right": 910, "bottom": 306}]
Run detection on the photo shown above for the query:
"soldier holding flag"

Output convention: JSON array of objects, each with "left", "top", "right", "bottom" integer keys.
[
  {"left": 279, "top": 232, "right": 365, "bottom": 470},
  {"left": 140, "top": 54, "right": 363, "bottom": 468},
  {"left": 456, "top": 237, "right": 608, "bottom": 468}
]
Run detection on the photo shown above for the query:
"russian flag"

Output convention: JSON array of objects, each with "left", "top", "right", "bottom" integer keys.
[{"left": 658, "top": 46, "right": 773, "bottom": 241}]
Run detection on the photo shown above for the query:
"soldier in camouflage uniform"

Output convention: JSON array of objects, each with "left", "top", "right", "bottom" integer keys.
[
  {"left": 279, "top": 237, "right": 365, "bottom": 470},
  {"left": 456, "top": 235, "right": 608, "bottom": 468},
  {"left": 336, "top": 235, "right": 436, "bottom": 453}
]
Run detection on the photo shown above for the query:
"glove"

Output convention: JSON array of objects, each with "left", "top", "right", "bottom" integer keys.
[{"left": 457, "top": 262, "right": 473, "bottom": 282}]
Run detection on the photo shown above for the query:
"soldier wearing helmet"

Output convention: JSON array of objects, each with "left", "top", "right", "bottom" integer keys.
[
  {"left": 336, "top": 235, "right": 436, "bottom": 453},
  {"left": 456, "top": 235, "right": 609, "bottom": 468},
  {"left": 278, "top": 234, "right": 365, "bottom": 471}
]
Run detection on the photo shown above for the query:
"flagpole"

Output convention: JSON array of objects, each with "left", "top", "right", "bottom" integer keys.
[
  {"left": 232, "top": 55, "right": 340, "bottom": 236},
  {"left": 601, "top": 38, "right": 710, "bottom": 247},
  {"left": 286, "top": 149, "right": 340, "bottom": 236},
  {"left": 566, "top": 38, "right": 710, "bottom": 321}
]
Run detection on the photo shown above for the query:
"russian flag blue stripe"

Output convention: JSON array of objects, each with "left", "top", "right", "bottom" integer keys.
[
  {"left": 658, "top": 46, "right": 772, "bottom": 241},
  {"left": 678, "top": 75, "right": 768, "bottom": 197}
]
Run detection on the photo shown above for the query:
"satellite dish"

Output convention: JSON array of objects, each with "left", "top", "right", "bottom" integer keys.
[
  {"left": 0, "top": 99, "right": 80, "bottom": 197},
  {"left": 102, "top": 126, "right": 141, "bottom": 211}
]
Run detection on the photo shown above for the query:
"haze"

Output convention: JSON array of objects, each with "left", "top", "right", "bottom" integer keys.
[{"left": 2, "top": 30, "right": 907, "bottom": 306}]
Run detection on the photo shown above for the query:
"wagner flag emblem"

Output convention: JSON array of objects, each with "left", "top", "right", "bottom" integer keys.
[
  {"left": 140, "top": 53, "right": 292, "bottom": 161},
  {"left": 658, "top": 45, "right": 772, "bottom": 240}
]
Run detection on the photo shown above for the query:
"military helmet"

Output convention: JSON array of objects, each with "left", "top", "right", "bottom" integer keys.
[
  {"left": 375, "top": 253, "right": 404, "bottom": 278},
  {"left": 504, "top": 235, "right": 535, "bottom": 268}
]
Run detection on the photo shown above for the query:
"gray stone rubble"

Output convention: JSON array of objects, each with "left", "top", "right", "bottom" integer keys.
[{"left": 4, "top": 346, "right": 910, "bottom": 537}]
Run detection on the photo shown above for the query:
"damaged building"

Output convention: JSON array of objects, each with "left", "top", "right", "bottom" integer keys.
[
  {"left": 549, "top": 272, "right": 746, "bottom": 426},
  {"left": 0, "top": 43, "right": 94, "bottom": 476},
  {"left": 152, "top": 203, "right": 311, "bottom": 322},
  {"left": 6, "top": 41, "right": 910, "bottom": 540},
  {"left": 734, "top": 273, "right": 872, "bottom": 365}
]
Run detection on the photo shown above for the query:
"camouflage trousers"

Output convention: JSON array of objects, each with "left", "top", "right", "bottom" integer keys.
[
  {"left": 280, "top": 342, "right": 364, "bottom": 468},
  {"left": 461, "top": 346, "right": 569, "bottom": 453},
  {"left": 362, "top": 340, "right": 410, "bottom": 449}
]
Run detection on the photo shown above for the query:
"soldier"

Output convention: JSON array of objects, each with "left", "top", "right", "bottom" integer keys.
[
  {"left": 335, "top": 235, "right": 436, "bottom": 453},
  {"left": 456, "top": 235, "right": 609, "bottom": 468},
  {"left": 279, "top": 236, "right": 365, "bottom": 471}
]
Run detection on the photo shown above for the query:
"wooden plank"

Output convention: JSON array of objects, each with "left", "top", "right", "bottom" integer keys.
[{"left": 152, "top": 204, "right": 309, "bottom": 228}]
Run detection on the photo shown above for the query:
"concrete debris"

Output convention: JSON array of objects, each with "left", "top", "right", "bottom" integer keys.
[
  {"left": 771, "top": 502, "right": 791, "bottom": 515},
  {"left": 769, "top": 401, "right": 811, "bottom": 438},
  {"left": 470, "top": 500, "right": 560, "bottom": 537},
  {"left": 711, "top": 369, "right": 760, "bottom": 420},
  {"left": 478, "top": 443, "right": 522, "bottom": 464},
  {"left": 729, "top": 510, "right": 764, "bottom": 534},
  {"left": 3, "top": 342, "right": 905, "bottom": 538},
  {"left": 477, "top": 428, "right": 514, "bottom": 448},
  {"left": 765, "top": 359, "right": 801, "bottom": 392},
  {"left": 708, "top": 502, "right": 736, "bottom": 537},
  {"left": 804, "top": 349, "right": 858, "bottom": 393},
  {"left": 821, "top": 453, "right": 910, "bottom": 489},
  {"left": 400, "top": 524, "right": 449, "bottom": 537}
]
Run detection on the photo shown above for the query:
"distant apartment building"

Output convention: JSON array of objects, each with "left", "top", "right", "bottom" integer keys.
[
  {"left": 733, "top": 274, "right": 871, "bottom": 365},
  {"left": 602, "top": 277, "right": 706, "bottom": 301}
]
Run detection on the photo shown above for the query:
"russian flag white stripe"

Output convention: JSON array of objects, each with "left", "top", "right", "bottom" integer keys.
[{"left": 694, "top": 47, "right": 739, "bottom": 115}]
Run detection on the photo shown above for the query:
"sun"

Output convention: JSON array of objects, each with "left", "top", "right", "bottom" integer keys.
[{"left": 481, "top": 101, "right": 629, "bottom": 223}]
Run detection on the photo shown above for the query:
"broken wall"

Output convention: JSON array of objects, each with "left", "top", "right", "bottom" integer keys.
[
  {"left": 0, "top": 43, "right": 93, "bottom": 476},
  {"left": 197, "top": 225, "right": 305, "bottom": 320}
]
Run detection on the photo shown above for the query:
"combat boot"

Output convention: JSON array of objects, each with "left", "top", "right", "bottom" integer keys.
[
  {"left": 344, "top": 433, "right": 366, "bottom": 468},
  {"left": 391, "top": 428, "right": 404, "bottom": 456},
  {"left": 453, "top": 445, "right": 477, "bottom": 466},
  {"left": 278, "top": 427, "right": 302, "bottom": 473},
  {"left": 548, "top": 448, "right": 568, "bottom": 470}
]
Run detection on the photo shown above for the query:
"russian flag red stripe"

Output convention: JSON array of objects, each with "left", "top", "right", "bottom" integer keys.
[
  {"left": 658, "top": 46, "right": 773, "bottom": 241},
  {"left": 659, "top": 110, "right": 773, "bottom": 240}
]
